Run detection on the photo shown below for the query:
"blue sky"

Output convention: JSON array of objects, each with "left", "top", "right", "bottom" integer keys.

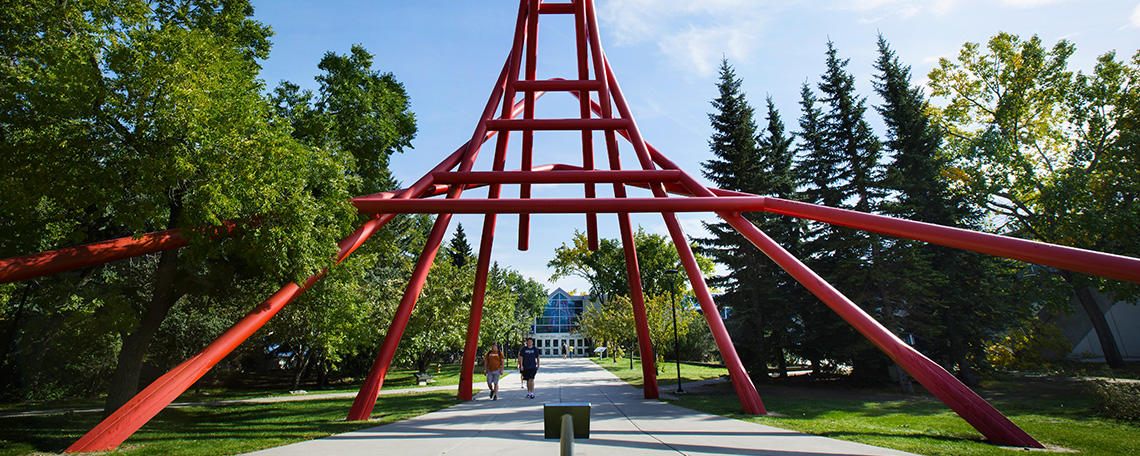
[{"left": 251, "top": 1, "right": 1140, "bottom": 293}]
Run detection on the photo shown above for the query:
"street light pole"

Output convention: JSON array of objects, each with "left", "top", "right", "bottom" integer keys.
[{"left": 666, "top": 269, "right": 684, "bottom": 394}]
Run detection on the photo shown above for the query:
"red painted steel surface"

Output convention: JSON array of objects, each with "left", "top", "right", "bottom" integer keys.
[
  {"left": 346, "top": 1, "right": 532, "bottom": 419},
  {"left": 431, "top": 170, "right": 682, "bottom": 185},
  {"left": 458, "top": 6, "right": 530, "bottom": 400},
  {"left": 352, "top": 196, "right": 769, "bottom": 213},
  {"left": 513, "top": 79, "right": 602, "bottom": 91},
  {"left": 66, "top": 212, "right": 399, "bottom": 452},
  {"left": 35, "top": 0, "right": 1140, "bottom": 450},
  {"left": 485, "top": 118, "right": 630, "bottom": 131},
  {"left": 518, "top": 0, "right": 539, "bottom": 252},
  {"left": 573, "top": 0, "right": 599, "bottom": 251},
  {"left": 761, "top": 197, "right": 1140, "bottom": 285},
  {"left": 582, "top": 0, "right": 658, "bottom": 399},
  {"left": 725, "top": 215, "right": 1042, "bottom": 447},
  {"left": 0, "top": 228, "right": 190, "bottom": 284},
  {"left": 601, "top": 55, "right": 767, "bottom": 415},
  {"left": 537, "top": 2, "right": 574, "bottom": 14}
]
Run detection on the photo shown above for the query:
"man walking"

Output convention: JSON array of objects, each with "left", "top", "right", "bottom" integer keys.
[
  {"left": 483, "top": 343, "right": 504, "bottom": 400},
  {"left": 518, "top": 337, "right": 540, "bottom": 399}
]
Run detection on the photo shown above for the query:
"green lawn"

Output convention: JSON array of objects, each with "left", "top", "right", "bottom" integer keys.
[
  {"left": 592, "top": 356, "right": 730, "bottom": 389},
  {"left": 1, "top": 363, "right": 489, "bottom": 413},
  {"left": 595, "top": 358, "right": 1140, "bottom": 456},
  {"left": 0, "top": 390, "right": 462, "bottom": 456}
]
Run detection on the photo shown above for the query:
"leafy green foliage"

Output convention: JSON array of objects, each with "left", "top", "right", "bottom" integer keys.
[{"left": 548, "top": 229, "right": 711, "bottom": 303}]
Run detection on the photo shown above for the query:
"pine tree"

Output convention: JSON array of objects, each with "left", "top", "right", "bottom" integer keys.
[
  {"left": 695, "top": 59, "right": 773, "bottom": 378},
  {"left": 873, "top": 36, "right": 1019, "bottom": 386},
  {"left": 752, "top": 97, "right": 808, "bottom": 377},
  {"left": 793, "top": 41, "right": 888, "bottom": 380},
  {"left": 448, "top": 223, "right": 473, "bottom": 268}
]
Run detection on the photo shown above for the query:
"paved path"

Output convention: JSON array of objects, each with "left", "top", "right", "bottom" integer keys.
[{"left": 245, "top": 358, "right": 916, "bottom": 456}]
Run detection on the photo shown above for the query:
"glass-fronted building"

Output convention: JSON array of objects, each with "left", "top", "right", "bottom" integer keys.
[{"left": 531, "top": 288, "right": 594, "bottom": 357}]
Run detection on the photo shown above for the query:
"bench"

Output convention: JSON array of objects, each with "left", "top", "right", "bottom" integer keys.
[{"left": 413, "top": 372, "right": 436, "bottom": 385}]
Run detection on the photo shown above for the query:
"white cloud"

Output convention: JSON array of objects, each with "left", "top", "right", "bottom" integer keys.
[
  {"left": 1132, "top": 3, "right": 1140, "bottom": 28},
  {"left": 598, "top": 0, "right": 769, "bottom": 77},
  {"left": 999, "top": 0, "right": 1068, "bottom": 7}
]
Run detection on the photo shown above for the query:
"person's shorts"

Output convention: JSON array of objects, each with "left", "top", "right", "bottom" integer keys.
[
  {"left": 521, "top": 367, "right": 537, "bottom": 380},
  {"left": 486, "top": 371, "right": 501, "bottom": 383}
]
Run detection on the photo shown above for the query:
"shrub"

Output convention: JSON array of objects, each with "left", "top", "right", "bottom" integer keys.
[{"left": 1089, "top": 380, "right": 1140, "bottom": 421}]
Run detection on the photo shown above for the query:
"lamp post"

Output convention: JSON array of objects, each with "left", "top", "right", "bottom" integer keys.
[{"left": 665, "top": 269, "right": 684, "bottom": 394}]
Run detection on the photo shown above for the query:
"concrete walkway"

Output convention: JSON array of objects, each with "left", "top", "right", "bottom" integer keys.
[{"left": 245, "top": 358, "right": 916, "bottom": 456}]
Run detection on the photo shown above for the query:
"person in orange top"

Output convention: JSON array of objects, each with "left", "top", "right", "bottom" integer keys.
[{"left": 483, "top": 343, "right": 504, "bottom": 400}]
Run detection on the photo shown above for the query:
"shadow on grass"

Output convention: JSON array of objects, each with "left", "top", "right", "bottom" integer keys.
[{"left": 0, "top": 393, "right": 459, "bottom": 455}]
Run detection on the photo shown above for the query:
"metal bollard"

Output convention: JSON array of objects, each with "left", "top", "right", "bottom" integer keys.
[{"left": 560, "top": 414, "right": 574, "bottom": 456}]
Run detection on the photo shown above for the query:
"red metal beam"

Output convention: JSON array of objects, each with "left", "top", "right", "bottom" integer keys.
[
  {"left": 572, "top": 77, "right": 1140, "bottom": 286},
  {"left": 431, "top": 170, "right": 681, "bottom": 185},
  {"left": 1, "top": 92, "right": 549, "bottom": 287},
  {"left": 572, "top": 0, "right": 599, "bottom": 251},
  {"left": 601, "top": 54, "right": 767, "bottom": 415},
  {"left": 582, "top": 0, "right": 658, "bottom": 399},
  {"left": 347, "top": 0, "right": 530, "bottom": 420},
  {"left": 458, "top": 5, "right": 529, "bottom": 400},
  {"left": 66, "top": 212, "right": 400, "bottom": 452},
  {"left": 724, "top": 213, "right": 1042, "bottom": 447},
  {"left": 761, "top": 196, "right": 1140, "bottom": 285},
  {"left": 513, "top": 79, "right": 602, "bottom": 92},
  {"left": 486, "top": 118, "right": 630, "bottom": 131},
  {"left": 538, "top": 2, "right": 574, "bottom": 14},
  {"left": 351, "top": 196, "right": 766, "bottom": 214}
]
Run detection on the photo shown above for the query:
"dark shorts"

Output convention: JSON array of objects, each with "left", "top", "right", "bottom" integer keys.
[{"left": 521, "top": 367, "right": 537, "bottom": 380}]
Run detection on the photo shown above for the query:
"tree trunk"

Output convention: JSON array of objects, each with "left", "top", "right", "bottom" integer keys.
[
  {"left": 1061, "top": 271, "right": 1124, "bottom": 368},
  {"left": 103, "top": 246, "right": 182, "bottom": 416},
  {"left": 292, "top": 348, "right": 311, "bottom": 390},
  {"left": 0, "top": 283, "right": 32, "bottom": 397},
  {"left": 776, "top": 347, "right": 788, "bottom": 378}
]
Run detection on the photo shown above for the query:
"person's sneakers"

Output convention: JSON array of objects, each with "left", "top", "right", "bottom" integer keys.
[
  {"left": 526, "top": 393, "right": 534, "bottom": 399},
  {"left": 492, "top": 392, "right": 497, "bottom": 400}
]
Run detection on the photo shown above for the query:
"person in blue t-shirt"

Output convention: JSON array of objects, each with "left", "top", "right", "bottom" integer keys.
[{"left": 517, "top": 337, "right": 540, "bottom": 399}]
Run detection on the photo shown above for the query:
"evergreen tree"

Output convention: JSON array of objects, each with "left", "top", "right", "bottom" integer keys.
[
  {"left": 874, "top": 36, "right": 1025, "bottom": 385},
  {"left": 695, "top": 59, "right": 768, "bottom": 378},
  {"left": 695, "top": 60, "right": 804, "bottom": 379},
  {"left": 448, "top": 223, "right": 474, "bottom": 268},
  {"left": 752, "top": 97, "right": 808, "bottom": 377},
  {"left": 792, "top": 41, "right": 888, "bottom": 380}
]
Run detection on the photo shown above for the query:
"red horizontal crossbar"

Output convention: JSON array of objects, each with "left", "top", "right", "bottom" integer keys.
[
  {"left": 538, "top": 2, "right": 574, "bottom": 14},
  {"left": 431, "top": 169, "right": 681, "bottom": 185},
  {"left": 760, "top": 196, "right": 1140, "bottom": 285},
  {"left": 485, "top": 118, "right": 630, "bottom": 131},
  {"left": 513, "top": 79, "right": 602, "bottom": 92},
  {"left": 351, "top": 196, "right": 766, "bottom": 214}
]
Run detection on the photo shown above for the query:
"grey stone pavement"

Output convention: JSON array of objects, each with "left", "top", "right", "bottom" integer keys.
[{"left": 244, "top": 358, "right": 916, "bottom": 456}]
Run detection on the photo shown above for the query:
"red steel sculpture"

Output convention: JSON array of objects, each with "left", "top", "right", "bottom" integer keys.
[{"left": 5, "top": 0, "right": 1140, "bottom": 451}]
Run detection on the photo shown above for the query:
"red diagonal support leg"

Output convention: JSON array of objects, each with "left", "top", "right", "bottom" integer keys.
[
  {"left": 65, "top": 213, "right": 400, "bottom": 452},
  {"left": 348, "top": 4, "right": 524, "bottom": 415},
  {"left": 582, "top": 0, "right": 658, "bottom": 398},
  {"left": 607, "top": 87, "right": 766, "bottom": 412},
  {"left": 719, "top": 213, "right": 1041, "bottom": 447},
  {"left": 616, "top": 216, "right": 659, "bottom": 399},
  {"left": 517, "top": 0, "right": 539, "bottom": 251},
  {"left": 457, "top": 214, "right": 498, "bottom": 401},
  {"left": 572, "top": 0, "right": 598, "bottom": 251},
  {"left": 347, "top": 213, "right": 455, "bottom": 420},
  {"left": 457, "top": 12, "right": 527, "bottom": 399},
  {"left": 661, "top": 213, "right": 766, "bottom": 414}
]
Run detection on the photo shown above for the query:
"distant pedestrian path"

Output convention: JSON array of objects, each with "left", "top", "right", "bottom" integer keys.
[{"left": 244, "top": 358, "right": 916, "bottom": 455}]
